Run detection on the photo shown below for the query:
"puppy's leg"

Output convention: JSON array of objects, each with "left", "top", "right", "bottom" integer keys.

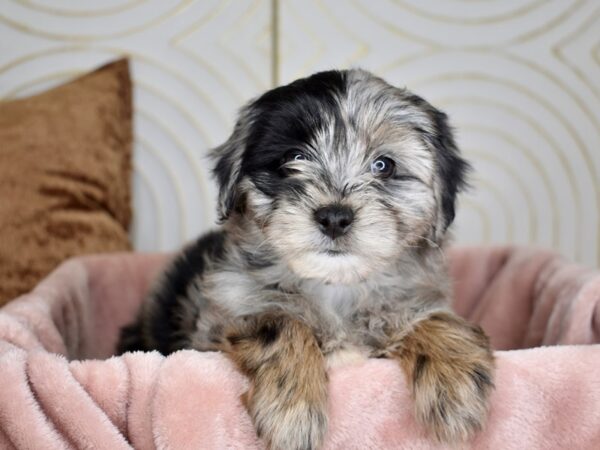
[
  {"left": 384, "top": 311, "right": 494, "bottom": 443},
  {"left": 222, "top": 314, "right": 328, "bottom": 450}
]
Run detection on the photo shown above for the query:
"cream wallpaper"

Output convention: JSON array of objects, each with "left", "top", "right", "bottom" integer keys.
[{"left": 1, "top": 0, "right": 599, "bottom": 266}]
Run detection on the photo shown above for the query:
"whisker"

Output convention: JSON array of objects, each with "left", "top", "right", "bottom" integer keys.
[{"left": 404, "top": 232, "right": 446, "bottom": 263}]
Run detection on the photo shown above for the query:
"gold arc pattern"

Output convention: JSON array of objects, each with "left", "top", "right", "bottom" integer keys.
[
  {"left": 552, "top": 6, "right": 600, "bottom": 102},
  {"left": 216, "top": 0, "right": 270, "bottom": 92},
  {"left": 394, "top": 0, "right": 548, "bottom": 25},
  {"left": 352, "top": 0, "right": 585, "bottom": 47},
  {"left": 470, "top": 175, "right": 515, "bottom": 241},
  {"left": 132, "top": 161, "right": 165, "bottom": 249},
  {"left": 170, "top": 2, "right": 258, "bottom": 103},
  {"left": 137, "top": 136, "right": 189, "bottom": 239},
  {"left": 135, "top": 108, "right": 215, "bottom": 228},
  {"left": 0, "top": 1, "right": 194, "bottom": 42},
  {"left": 409, "top": 73, "right": 594, "bottom": 262},
  {"left": 464, "top": 127, "right": 550, "bottom": 244},
  {"left": 441, "top": 95, "right": 584, "bottom": 261},
  {"left": 461, "top": 198, "right": 492, "bottom": 242},
  {"left": 315, "top": 0, "right": 370, "bottom": 69},
  {"left": 14, "top": 0, "right": 146, "bottom": 18},
  {"left": 467, "top": 148, "right": 538, "bottom": 244}
]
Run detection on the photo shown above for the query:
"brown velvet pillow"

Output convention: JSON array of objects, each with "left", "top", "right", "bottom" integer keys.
[{"left": 0, "top": 59, "right": 133, "bottom": 305}]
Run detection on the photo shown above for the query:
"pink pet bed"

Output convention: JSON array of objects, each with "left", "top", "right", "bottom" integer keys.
[{"left": 1, "top": 246, "right": 600, "bottom": 449}]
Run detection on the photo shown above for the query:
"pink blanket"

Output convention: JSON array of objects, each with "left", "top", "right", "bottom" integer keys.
[{"left": 1, "top": 246, "right": 600, "bottom": 449}]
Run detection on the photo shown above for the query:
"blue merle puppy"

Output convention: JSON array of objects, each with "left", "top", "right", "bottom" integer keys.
[{"left": 119, "top": 69, "right": 494, "bottom": 450}]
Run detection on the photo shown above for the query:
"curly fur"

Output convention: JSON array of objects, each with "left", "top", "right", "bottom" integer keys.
[{"left": 119, "top": 69, "right": 493, "bottom": 449}]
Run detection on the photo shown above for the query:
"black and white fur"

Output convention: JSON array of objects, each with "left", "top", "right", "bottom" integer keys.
[{"left": 119, "top": 69, "right": 493, "bottom": 449}]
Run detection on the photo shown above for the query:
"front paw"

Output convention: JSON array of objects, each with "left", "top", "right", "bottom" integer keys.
[
  {"left": 404, "top": 313, "right": 495, "bottom": 443},
  {"left": 248, "top": 388, "right": 328, "bottom": 450},
  {"left": 224, "top": 314, "right": 329, "bottom": 450}
]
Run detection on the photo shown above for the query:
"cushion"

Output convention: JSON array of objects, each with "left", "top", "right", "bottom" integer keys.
[
  {"left": 0, "top": 58, "right": 133, "bottom": 305},
  {"left": 0, "top": 246, "right": 599, "bottom": 449}
]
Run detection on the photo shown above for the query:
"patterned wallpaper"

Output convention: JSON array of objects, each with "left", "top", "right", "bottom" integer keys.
[{"left": 1, "top": 0, "right": 599, "bottom": 266}]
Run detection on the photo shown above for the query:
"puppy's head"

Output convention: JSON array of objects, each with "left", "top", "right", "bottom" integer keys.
[{"left": 212, "top": 69, "right": 469, "bottom": 283}]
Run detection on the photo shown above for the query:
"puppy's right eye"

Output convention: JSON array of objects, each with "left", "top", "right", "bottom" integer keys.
[
  {"left": 279, "top": 150, "right": 309, "bottom": 176},
  {"left": 282, "top": 150, "right": 308, "bottom": 164}
]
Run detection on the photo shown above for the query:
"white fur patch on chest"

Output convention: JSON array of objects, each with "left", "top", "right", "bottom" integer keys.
[{"left": 302, "top": 282, "right": 360, "bottom": 317}]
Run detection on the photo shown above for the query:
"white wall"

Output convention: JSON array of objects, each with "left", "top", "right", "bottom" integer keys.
[{"left": 1, "top": 0, "right": 599, "bottom": 266}]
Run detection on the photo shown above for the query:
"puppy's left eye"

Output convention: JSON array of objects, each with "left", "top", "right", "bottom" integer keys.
[{"left": 371, "top": 157, "right": 395, "bottom": 178}]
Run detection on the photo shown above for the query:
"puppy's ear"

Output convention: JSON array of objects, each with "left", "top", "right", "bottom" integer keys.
[
  {"left": 211, "top": 105, "right": 254, "bottom": 222},
  {"left": 429, "top": 109, "right": 471, "bottom": 239}
]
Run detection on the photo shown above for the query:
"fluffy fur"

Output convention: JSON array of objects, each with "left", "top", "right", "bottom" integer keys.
[{"left": 119, "top": 69, "right": 494, "bottom": 449}]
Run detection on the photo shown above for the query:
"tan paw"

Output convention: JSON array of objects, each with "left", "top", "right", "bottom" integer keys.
[
  {"left": 412, "top": 349, "right": 494, "bottom": 442},
  {"left": 400, "top": 313, "right": 495, "bottom": 443},
  {"left": 249, "top": 392, "right": 328, "bottom": 450},
  {"left": 224, "top": 314, "right": 328, "bottom": 450}
]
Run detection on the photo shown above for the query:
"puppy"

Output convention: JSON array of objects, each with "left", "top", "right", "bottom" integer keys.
[{"left": 119, "top": 69, "right": 494, "bottom": 450}]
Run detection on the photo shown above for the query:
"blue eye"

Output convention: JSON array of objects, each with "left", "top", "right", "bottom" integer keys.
[
  {"left": 279, "top": 149, "right": 309, "bottom": 176},
  {"left": 283, "top": 150, "right": 308, "bottom": 163},
  {"left": 371, "top": 157, "right": 395, "bottom": 178},
  {"left": 292, "top": 153, "right": 306, "bottom": 161}
]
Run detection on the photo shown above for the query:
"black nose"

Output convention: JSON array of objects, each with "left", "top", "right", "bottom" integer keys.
[{"left": 314, "top": 205, "right": 355, "bottom": 240}]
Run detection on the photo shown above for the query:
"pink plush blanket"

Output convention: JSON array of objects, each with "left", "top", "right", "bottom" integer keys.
[{"left": 1, "top": 247, "right": 600, "bottom": 449}]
